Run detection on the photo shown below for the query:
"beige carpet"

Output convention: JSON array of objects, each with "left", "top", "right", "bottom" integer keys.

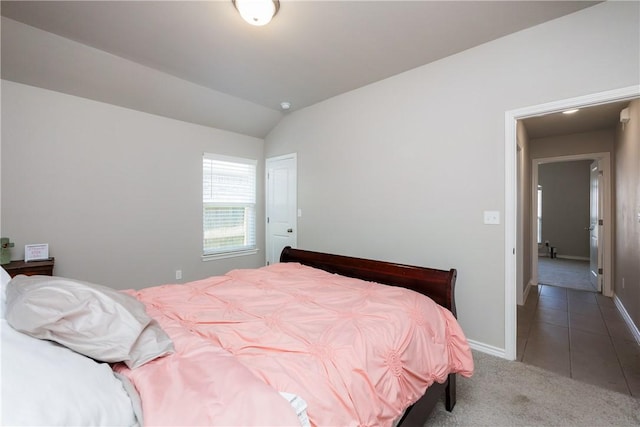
[
  {"left": 537, "top": 257, "right": 596, "bottom": 292},
  {"left": 425, "top": 351, "right": 639, "bottom": 426}
]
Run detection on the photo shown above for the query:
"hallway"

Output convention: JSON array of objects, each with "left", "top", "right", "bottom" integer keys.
[
  {"left": 517, "top": 284, "right": 639, "bottom": 397},
  {"left": 537, "top": 257, "right": 595, "bottom": 292}
]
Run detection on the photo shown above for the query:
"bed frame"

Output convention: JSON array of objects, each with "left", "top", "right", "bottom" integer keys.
[{"left": 279, "top": 246, "right": 458, "bottom": 426}]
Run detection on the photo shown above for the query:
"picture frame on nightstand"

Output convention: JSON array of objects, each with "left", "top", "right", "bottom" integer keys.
[{"left": 25, "top": 243, "right": 49, "bottom": 262}]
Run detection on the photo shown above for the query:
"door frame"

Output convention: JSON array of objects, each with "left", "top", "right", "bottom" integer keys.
[
  {"left": 531, "top": 153, "right": 611, "bottom": 297},
  {"left": 504, "top": 85, "right": 639, "bottom": 360},
  {"left": 590, "top": 159, "right": 603, "bottom": 293}
]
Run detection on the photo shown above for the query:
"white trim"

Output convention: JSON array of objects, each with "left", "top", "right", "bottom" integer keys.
[
  {"left": 504, "top": 111, "right": 517, "bottom": 360},
  {"left": 504, "top": 85, "right": 640, "bottom": 361},
  {"left": 468, "top": 339, "right": 507, "bottom": 359},
  {"left": 203, "top": 152, "right": 257, "bottom": 165},
  {"left": 504, "top": 111, "right": 519, "bottom": 360},
  {"left": 266, "top": 153, "right": 297, "bottom": 163},
  {"left": 613, "top": 295, "right": 640, "bottom": 345},
  {"left": 202, "top": 248, "right": 259, "bottom": 261}
]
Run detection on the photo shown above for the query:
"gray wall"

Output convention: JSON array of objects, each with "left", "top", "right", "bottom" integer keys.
[
  {"left": 0, "top": 2, "right": 637, "bottom": 353},
  {"left": 538, "top": 161, "right": 592, "bottom": 259},
  {"left": 615, "top": 99, "right": 640, "bottom": 334},
  {"left": 1, "top": 81, "right": 265, "bottom": 289},
  {"left": 530, "top": 129, "right": 615, "bottom": 159},
  {"left": 265, "top": 2, "right": 639, "bottom": 351}
]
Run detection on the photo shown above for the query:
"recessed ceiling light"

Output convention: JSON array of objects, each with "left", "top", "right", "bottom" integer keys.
[
  {"left": 280, "top": 101, "right": 291, "bottom": 110},
  {"left": 562, "top": 109, "right": 580, "bottom": 114}
]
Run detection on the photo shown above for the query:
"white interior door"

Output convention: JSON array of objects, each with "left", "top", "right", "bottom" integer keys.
[
  {"left": 589, "top": 161, "right": 601, "bottom": 291},
  {"left": 266, "top": 154, "right": 297, "bottom": 265}
]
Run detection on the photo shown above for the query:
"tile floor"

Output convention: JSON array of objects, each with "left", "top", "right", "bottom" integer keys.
[{"left": 517, "top": 284, "right": 640, "bottom": 397}]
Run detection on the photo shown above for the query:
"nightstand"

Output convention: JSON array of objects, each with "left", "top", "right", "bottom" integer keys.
[{"left": 3, "top": 258, "right": 55, "bottom": 278}]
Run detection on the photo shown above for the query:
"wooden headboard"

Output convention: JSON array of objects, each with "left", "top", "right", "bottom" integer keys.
[{"left": 280, "top": 247, "right": 457, "bottom": 317}]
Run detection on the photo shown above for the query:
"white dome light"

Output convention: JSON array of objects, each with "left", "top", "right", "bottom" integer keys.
[{"left": 233, "top": 0, "right": 280, "bottom": 27}]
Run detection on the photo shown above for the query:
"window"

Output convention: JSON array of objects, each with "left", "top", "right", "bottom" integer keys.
[
  {"left": 203, "top": 154, "right": 257, "bottom": 258},
  {"left": 537, "top": 185, "right": 543, "bottom": 244}
]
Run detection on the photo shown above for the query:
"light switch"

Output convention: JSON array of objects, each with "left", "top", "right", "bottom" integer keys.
[{"left": 484, "top": 211, "right": 500, "bottom": 225}]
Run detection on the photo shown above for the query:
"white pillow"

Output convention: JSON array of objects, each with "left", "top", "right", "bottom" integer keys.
[
  {"left": 1, "top": 317, "right": 139, "bottom": 426},
  {"left": 0, "top": 266, "right": 11, "bottom": 318},
  {"left": 5, "top": 275, "right": 174, "bottom": 368}
]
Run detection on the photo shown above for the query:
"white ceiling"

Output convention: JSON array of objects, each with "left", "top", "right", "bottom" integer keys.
[{"left": 1, "top": 0, "right": 605, "bottom": 137}]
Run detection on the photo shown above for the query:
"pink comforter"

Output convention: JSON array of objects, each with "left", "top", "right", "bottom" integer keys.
[{"left": 117, "top": 263, "right": 473, "bottom": 426}]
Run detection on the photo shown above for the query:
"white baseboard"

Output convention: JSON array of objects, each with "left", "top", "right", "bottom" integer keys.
[
  {"left": 467, "top": 339, "right": 508, "bottom": 359},
  {"left": 523, "top": 279, "right": 537, "bottom": 304},
  {"left": 613, "top": 295, "right": 640, "bottom": 345},
  {"left": 556, "top": 255, "right": 589, "bottom": 261}
]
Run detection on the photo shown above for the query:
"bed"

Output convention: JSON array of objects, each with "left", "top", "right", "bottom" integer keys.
[
  {"left": 2, "top": 247, "right": 473, "bottom": 426},
  {"left": 279, "top": 247, "right": 469, "bottom": 426}
]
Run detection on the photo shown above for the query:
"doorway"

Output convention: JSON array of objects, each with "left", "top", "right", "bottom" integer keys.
[
  {"left": 531, "top": 153, "right": 611, "bottom": 296},
  {"left": 508, "top": 92, "right": 639, "bottom": 395},
  {"left": 535, "top": 158, "right": 602, "bottom": 293},
  {"left": 519, "top": 148, "right": 615, "bottom": 381},
  {"left": 504, "top": 85, "right": 639, "bottom": 361}
]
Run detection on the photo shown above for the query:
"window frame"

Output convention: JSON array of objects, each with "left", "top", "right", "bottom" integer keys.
[
  {"left": 202, "top": 153, "right": 258, "bottom": 260},
  {"left": 537, "top": 184, "right": 543, "bottom": 244}
]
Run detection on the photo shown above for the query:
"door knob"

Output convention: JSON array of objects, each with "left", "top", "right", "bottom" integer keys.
[{"left": 287, "top": 228, "right": 293, "bottom": 233}]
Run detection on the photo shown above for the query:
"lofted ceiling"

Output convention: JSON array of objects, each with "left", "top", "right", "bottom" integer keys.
[{"left": 1, "top": 1, "right": 603, "bottom": 137}]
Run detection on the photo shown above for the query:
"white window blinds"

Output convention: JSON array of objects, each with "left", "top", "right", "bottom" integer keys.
[{"left": 203, "top": 154, "right": 257, "bottom": 257}]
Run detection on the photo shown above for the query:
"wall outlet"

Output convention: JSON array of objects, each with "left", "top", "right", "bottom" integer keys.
[
  {"left": 483, "top": 210, "right": 500, "bottom": 225},
  {"left": 175, "top": 269, "right": 182, "bottom": 280}
]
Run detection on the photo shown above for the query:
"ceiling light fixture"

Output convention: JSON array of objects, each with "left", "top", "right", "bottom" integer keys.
[
  {"left": 233, "top": 0, "right": 280, "bottom": 26},
  {"left": 562, "top": 108, "right": 580, "bottom": 114}
]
